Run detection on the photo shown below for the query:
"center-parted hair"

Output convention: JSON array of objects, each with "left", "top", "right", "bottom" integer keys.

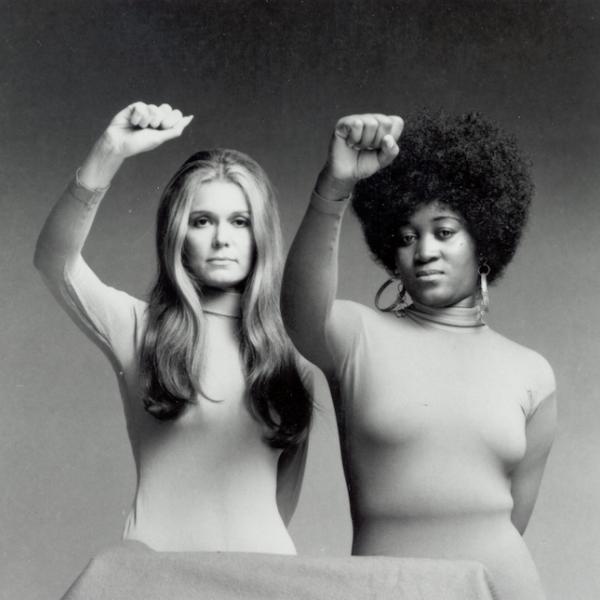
[
  {"left": 352, "top": 111, "right": 534, "bottom": 283},
  {"left": 139, "top": 149, "right": 311, "bottom": 448}
]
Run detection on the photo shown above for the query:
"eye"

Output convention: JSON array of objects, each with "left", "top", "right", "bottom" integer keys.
[
  {"left": 398, "top": 232, "right": 416, "bottom": 246},
  {"left": 231, "top": 217, "right": 251, "bottom": 228},
  {"left": 437, "top": 228, "right": 455, "bottom": 240},
  {"left": 190, "top": 215, "right": 211, "bottom": 228}
]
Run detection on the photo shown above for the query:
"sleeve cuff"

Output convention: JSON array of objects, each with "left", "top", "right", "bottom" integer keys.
[
  {"left": 69, "top": 170, "right": 110, "bottom": 207},
  {"left": 309, "top": 188, "right": 352, "bottom": 216}
]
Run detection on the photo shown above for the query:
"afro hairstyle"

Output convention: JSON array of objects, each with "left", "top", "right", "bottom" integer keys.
[{"left": 351, "top": 111, "right": 534, "bottom": 283}]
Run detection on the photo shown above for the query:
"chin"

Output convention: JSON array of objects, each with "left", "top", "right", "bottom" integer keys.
[
  {"left": 411, "top": 289, "right": 444, "bottom": 307},
  {"left": 411, "top": 288, "right": 458, "bottom": 308},
  {"left": 216, "top": 283, "right": 244, "bottom": 292},
  {"left": 200, "top": 277, "right": 246, "bottom": 292}
]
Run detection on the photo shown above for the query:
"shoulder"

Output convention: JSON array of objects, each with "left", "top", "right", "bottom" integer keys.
[
  {"left": 131, "top": 295, "right": 149, "bottom": 318},
  {"left": 66, "top": 257, "right": 147, "bottom": 317},
  {"left": 330, "top": 299, "right": 416, "bottom": 338},
  {"left": 325, "top": 300, "right": 416, "bottom": 372},
  {"left": 96, "top": 285, "right": 149, "bottom": 333},
  {"left": 330, "top": 299, "right": 394, "bottom": 329},
  {"left": 328, "top": 300, "right": 372, "bottom": 345},
  {"left": 332, "top": 298, "right": 371, "bottom": 317},
  {"left": 487, "top": 328, "right": 556, "bottom": 401}
]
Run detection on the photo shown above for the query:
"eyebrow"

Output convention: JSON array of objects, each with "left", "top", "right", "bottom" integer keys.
[
  {"left": 189, "top": 210, "right": 251, "bottom": 217},
  {"left": 399, "top": 215, "right": 463, "bottom": 228},
  {"left": 432, "top": 215, "right": 462, "bottom": 223}
]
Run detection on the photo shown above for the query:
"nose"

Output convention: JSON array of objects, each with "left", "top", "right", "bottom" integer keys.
[
  {"left": 212, "top": 223, "right": 230, "bottom": 248},
  {"left": 414, "top": 233, "right": 440, "bottom": 263}
]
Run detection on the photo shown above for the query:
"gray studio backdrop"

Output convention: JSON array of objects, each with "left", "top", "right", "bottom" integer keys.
[{"left": 2, "top": 2, "right": 599, "bottom": 599}]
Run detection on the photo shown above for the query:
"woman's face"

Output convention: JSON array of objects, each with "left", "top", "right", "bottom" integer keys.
[
  {"left": 395, "top": 202, "right": 479, "bottom": 308},
  {"left": 184, "top": 180, "right": 255, "bottom": 291}
]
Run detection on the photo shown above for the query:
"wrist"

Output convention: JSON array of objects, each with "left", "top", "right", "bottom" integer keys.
[
  {"left": 78, "top": 134, "right": 125, "bottom": 189},
  {"left": 315, "top": 168, "right": 356, "bottom": 201},
  {"left": 94, "top": 131, "right": 129, "bottom": 161}
]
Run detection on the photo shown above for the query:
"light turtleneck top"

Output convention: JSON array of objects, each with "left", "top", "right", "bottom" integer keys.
[
  {"left": 35, "top": 178, "right": 310, "bottom": 554},
  {"left": 282, "top": 191, "right": 556, "bottom": 600},
  {"left": 404, "top": 301, "right": 485, "bottom": 329},
  {"left": 202, "top": 289, "right": 242, "bottom": 318}
]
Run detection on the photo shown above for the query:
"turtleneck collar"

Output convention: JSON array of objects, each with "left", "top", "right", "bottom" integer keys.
[
  {"left": 201, "top": 289, "right": 242, "bottom": 318},
  {"left": 404, "top": 301, "right": 485, "bottom": 330}
]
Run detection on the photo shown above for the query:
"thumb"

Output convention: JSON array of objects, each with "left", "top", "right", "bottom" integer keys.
[
  {"left": 158, "top": 115, "right": 194, "bottom": 141},
  {"left": 334, "top": 121, "right": 352, "bottom": 141},
  {"left": 377, "top": 134, "right": 399, "bottom": 169},
  {"left": 333, "top": 116, "right": 363, "bottom": 147}
]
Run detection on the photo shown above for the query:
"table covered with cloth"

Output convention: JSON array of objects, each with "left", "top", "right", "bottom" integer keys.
[{"left": 61, "top": 541, "right": 499, "bottom": 600}]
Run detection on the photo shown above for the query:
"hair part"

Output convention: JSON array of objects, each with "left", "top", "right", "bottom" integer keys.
[
  {"left": 140, "top": 149, "right": 311, "bottom": 448},
  {"left": 352, "top": 111, "right": 534, "bottom": 283}
]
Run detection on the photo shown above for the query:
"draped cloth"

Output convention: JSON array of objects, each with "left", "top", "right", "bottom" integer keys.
[{"left": 61, "top": 542, "right": 498, "bottom": 600}]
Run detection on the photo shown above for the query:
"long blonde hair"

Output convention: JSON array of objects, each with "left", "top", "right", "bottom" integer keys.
[{"left": 140, "top": 149, "right": 311, "bottom": 448}]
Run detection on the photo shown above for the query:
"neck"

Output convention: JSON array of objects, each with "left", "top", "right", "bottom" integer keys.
[
  {"left": 201, "top": 287, "right": 242, "bottom": 318},
  {"left": 447, "top": 295, "right": 477, "bottom": 309},
  {"left": 405, "top": 300, "right": 484, "bottom": 329}
]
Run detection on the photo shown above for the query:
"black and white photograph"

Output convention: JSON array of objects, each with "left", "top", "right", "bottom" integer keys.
[{"left": 2, "top": 2, "right": 599, "bottom": 599}]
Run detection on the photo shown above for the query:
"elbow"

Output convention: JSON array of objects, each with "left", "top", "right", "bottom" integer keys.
[
  {"left": 33, "top": 236, "right": 54, "bottom": 276},
  {"left": 33, "top": 235, "right": 66, "bottom": 283}
]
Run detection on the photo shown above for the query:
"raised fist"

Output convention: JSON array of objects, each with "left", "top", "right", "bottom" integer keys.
[
  {"left": 102, "top": 102, "right": 193, "bottom": 158},
  {"left": 318, "top": 114, "right": 403, "bottom": 198}
]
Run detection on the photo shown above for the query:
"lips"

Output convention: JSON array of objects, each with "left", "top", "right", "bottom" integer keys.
[
  {"left": 415, "top": 269, "right": 444, "bottom": 282},
  {"left": 415, "top": 269, "right": 443, "bottom": 277},
  {"left": 207, "top": 257, "right": 237, "bottom": 264}
]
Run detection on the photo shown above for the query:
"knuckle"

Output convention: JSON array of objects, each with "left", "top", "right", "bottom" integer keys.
[{"left": 381, "top": 116, "right": 393, "bottom": 129}]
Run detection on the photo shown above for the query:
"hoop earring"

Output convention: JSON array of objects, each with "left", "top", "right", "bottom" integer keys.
[
  {"left": 478, "top": 261, "right": 491, "bottom": 323},
  {"left": 374, "top": 278, "right": 409, "bottom": 317}
]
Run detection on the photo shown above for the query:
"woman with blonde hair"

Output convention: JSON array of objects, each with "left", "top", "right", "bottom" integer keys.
[{"left": 35, "top": 101, "right": 312, "bottom": 554}]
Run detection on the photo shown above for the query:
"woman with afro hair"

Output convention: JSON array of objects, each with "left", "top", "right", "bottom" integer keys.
[{"left": 282, "top": 112, "right": 556, "bottom": 600}]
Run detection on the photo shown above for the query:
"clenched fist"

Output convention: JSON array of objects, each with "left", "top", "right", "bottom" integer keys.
[
  {"left": 317, "top": 113, "right": 403, "bottom": 200},
  {"left": 79, "top": 101, "right": 193, "bottom": 189},
  {"left": 101, "top": 102, "right": 194, "bottom": 158}
]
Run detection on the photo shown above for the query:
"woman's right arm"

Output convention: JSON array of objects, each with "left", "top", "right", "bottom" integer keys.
[
  {"left": 281, "top": 114, "right": 403, "bottom": 372},
  {"left": 34, "top": 102, "right": 192, "bottom": 354},
  {"left": 34, "top": 102, "right": 192, "bottom": 280}
]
